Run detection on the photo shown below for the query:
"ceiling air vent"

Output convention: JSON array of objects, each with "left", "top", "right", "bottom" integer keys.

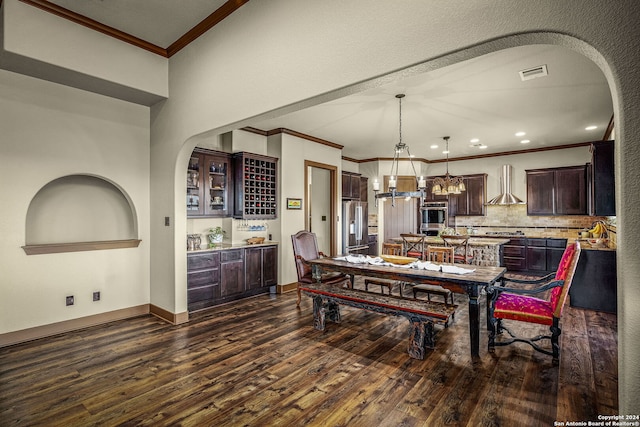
[{"left": 519, "top": 64, "right": 548, "bottom": 81}]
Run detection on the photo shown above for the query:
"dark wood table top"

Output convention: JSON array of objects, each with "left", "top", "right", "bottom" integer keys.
[{"left": 308, "top": 257, "right": 506, "bottom": 289}]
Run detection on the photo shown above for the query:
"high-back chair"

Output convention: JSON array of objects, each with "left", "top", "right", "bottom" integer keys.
[
  {"left": 441, "top": 234, "right": 473, "bottom": 264},
  {"left": 426, "top": 245, "right": 454, "bottom": 263},
  {"left": 487, "top": 241, "right": 581, "bottom": 365},
  {"left": 291, "top": 230, "right": 350, "bottom": 306},
  {"left": 364, "top": 242, "right": 404, "bottom": 295},
  {"left": 400, "top": 233, "right": 427, "bottom": 259},
  {"left": 412, "top": 246, "right": 455, "bottom": 306}
]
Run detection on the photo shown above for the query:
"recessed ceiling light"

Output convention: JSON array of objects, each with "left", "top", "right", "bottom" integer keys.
[
  {"left": 430, "top": 144, "right": 439, "bottom": 149},
  {"left": 520, "top": 139, "right": 530, "bottom": 144},
  {"left": 478, "top": 145, "right": 488, "bottom": 149},
  {"left": 442, "top": 150, "right": 449, "bottom": 154},
  {"left": 585, "top": 125, "right": 598, "bottom": 131},
  {"left": 409, "top": 154, "right": 415, "bottom": 158},
  {"left": 515, "top": 131, "right": 526, "bottom": 137},
  {"left": 470, "top": 138, "right": 479, "bottom": 143}
]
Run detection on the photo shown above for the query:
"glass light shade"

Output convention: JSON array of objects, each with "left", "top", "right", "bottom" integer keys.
[
  {"left": 458, "top": 182, "right": 466, "bottom": 191},
  {"left": 432, "top": 184, "right": 441, "bottom": 194}
]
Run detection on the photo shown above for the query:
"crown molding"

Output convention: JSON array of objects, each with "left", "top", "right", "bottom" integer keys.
[{"left": 19, "top": 0, "right": 248, "bottom": 58}]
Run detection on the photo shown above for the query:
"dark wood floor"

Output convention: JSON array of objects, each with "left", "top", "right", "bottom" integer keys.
[{"left": 0, "top": 279, "right": 617, "bottom": 426}]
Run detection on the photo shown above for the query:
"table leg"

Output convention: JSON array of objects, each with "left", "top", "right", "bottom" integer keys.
[{"left": 468, "top": 295, "right": 480, "bottom": 358}]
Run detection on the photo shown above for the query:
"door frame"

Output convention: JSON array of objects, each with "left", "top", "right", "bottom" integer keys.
[{"left": 304, "top": 160, "right": 338, "bottom": 256}]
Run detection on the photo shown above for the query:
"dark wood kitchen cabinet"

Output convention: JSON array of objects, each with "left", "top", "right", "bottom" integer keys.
[
  {"left": 526, "top": 238, "right": 548, "bottom": 272},
  {"left": 187, "top": 245, "right": 277, "bottom": 312},
  {"left": 220, "top": 249, "right": 245, "bottom": 297},
  {"left": 502, "top": 238, "right": 526, "bottom": 271},
  {"left": 187, "top": 251, "right": 220, "bottom": 312},
  {"left": 526, "top": 238, "right": 568, "bottom": 273},
  {"left": 448, "top": 174, "right": 486, "bottom": 216},
  {"left": 570, "top": 248, "right": 617, "bottom": 313},
  {"left": 187, "top": 148, "right": 232, "bottom": 218},
  {"left": 233, "top": 152, "right": 278, "bottom": 220},
  {"left": 591, "top": 141, "right": 616, "bottom": 216},
  {"left": 245, "top": 245, "right": 278, "bottom": 290},
  {"left": 526, "top": 166, "right": 587, "bottom": 215},
  {"left": 342, "top": 172, "right": 361, "bottom": 199}
]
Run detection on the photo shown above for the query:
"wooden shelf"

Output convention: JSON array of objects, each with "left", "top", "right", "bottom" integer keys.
[{"left": 22, "top": 239, "right": 141, "bottom": 255}]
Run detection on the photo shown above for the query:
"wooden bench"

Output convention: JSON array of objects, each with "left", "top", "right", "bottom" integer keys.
[{"left": 299, "top": 283, "right": 458, "bottom": 360}]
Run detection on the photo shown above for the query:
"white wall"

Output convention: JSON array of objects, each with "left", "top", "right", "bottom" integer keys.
[
  {"left": 274, "top": 133, "right": 343, "bottom": 286},
  {"left": 149, "top": 1, "right": 639, "bottom": 411},
  {"left": 0, "top": 70, "right": 150, "bottom": 333},
  {"left": 1, "top": 0, "right": 167, "bottom": 105}
]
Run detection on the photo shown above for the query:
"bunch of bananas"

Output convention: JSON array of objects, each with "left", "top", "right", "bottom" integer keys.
[{"left": 589, "top": 221, "right": 607, "bottom": 237}]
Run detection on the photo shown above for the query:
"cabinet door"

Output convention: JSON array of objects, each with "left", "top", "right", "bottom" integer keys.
[
  {"left": 244, "top": 247, "right": 263, "bottom": 290},
  {"left": 449, "top": 191, "right": 467, "bottom": 216},
  {"left": 466, "top": 175, "right": 486, "bottom": 216},
  {"left": 204, "top": 154, "right": 231, "bottom": 217},
  {"left": 187, "top": 154, "right": 204, "bottom": 216},
  {"left": 526, "top": 239, "right": 547, "bottom": 271},
  {"left": 262, "top": 246, "right": 278, "bottom": 286},
  {"left": 556, "top": 166, "right": 587, "bottom": 215},
  {"left": 527, "top": 170, "right": 555, "bottom": 215},
  {"left": 359, "top": 177, "right": 368, "bottom": 202},
  {"left": 220, "top": 250, "right": 245, "bottom": 296},
  {"left": 592, "top": 141, "right": 615, "bottom": 216}
]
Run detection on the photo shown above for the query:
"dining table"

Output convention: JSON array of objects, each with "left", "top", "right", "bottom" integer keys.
[{"left": 308, "top": 256, "right": 507, "bottom": 358}]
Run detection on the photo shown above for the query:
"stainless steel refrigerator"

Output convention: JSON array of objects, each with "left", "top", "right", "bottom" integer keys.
[{"left": 342, "top": 201, "right": 368, "bottom": 255}]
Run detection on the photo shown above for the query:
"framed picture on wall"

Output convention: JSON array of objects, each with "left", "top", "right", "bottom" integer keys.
[{"left": 287, "top": 198, "right": 302, "bottom": 210}]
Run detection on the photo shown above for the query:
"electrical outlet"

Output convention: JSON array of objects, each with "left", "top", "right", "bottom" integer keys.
[
  {"left": 93, "top": 291, "right": 100, "bottom": 302},
  {"left": 66, "top": 295, "right": 74, "bottom": 306}
]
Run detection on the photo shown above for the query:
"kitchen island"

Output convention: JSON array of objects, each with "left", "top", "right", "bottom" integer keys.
[{"left": 393, "top": 236, "right": 509, "bottom": 267}]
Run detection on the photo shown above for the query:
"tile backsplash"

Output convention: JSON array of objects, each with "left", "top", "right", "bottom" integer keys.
[{"left": 455, "top": 204, "right": 615, "bottom": 239}]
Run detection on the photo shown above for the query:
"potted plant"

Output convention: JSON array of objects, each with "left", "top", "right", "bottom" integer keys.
[{"left": 208, "top": 226, "right": 225, "bottom": 247}]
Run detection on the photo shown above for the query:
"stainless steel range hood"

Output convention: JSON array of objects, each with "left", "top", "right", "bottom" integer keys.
[{"left": 487, "top": 165, "right": 525, "bottom": 205}]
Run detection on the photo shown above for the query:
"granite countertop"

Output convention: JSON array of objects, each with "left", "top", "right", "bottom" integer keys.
[
  {"left": 426, "top": 237, "right": 510, "bottom": 246},
  {"left": 187, "top": 241, "right": 279, "bottom": 253},
  {"left": 393, "top": 236, "right": 509, "bottom": 246},
  {"left": 575, "top": 238, "right": 616, "bottom": 251}
]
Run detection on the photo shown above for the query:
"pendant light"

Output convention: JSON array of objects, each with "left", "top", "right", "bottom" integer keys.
[
  {"left": 431, "top": 136, "right": 465, "bottom": 196},
  {"left": 372, "top": 94, "right": 426, "bottom": 207}
]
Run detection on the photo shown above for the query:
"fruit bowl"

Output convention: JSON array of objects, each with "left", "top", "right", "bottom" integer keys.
[
  {"left": 380, "top": 255, "right": 418, "bottom": 265},
  {"left": 247, "top": 237, "right": 265, "bottom": 245},
  {"left": 587, "top": 238, "right": 607, "bottom": 248}
]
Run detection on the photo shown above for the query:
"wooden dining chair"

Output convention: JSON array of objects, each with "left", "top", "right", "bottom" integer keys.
[
  {"left": 364, "top": 242, "right": 404, "bottom": 295},
  {"left": 441, "top": 234, "right": 473, "bottom": 264},
  {"left": 487, "top": 242, "right": 581, "bottom": 365},
  {"left": 291, "top": 230, "right": 351, "bottom": 306},
  {"left": 400, "top": 233, "right": 427, "bottom": 260},
  {"left": 412, "top": 246, "right": 455, "bottom": 305}
]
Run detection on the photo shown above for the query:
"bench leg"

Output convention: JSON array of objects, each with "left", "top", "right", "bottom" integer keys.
[
  {"left": 407, "top": 318, "right": 434, "bottom": 360},
  {"left": 312, "top": 295, "right": 326, "bottom": 331},
  {"left": 312, "top": 296, "right": 341, "bottom": 331}
]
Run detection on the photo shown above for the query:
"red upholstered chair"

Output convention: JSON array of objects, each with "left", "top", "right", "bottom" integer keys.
[
  {"left": 291, "top": 230, "right": 350, "bottom": 306},
  {"left": 487, "top": 241, "right": 581, "bottom": 365}
]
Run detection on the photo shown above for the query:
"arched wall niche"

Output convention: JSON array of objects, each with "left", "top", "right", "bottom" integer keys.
[{"left": 23, "top": 174, "right": 141, "bottom": 255}]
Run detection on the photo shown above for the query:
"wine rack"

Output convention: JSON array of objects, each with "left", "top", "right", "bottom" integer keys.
[{"left": 234, "top": 152, "right": 278, "bottom": 219}]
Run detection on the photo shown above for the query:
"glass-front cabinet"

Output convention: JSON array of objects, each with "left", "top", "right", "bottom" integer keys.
[
  {"left": 204, "top": 155, "right": 231, "bottom": 217},
  {"left": 187, "top": 148, "right": 232, "bottom": 218},
  {"left": 187, "top": 154, "right": 203, "bottom": 215}
]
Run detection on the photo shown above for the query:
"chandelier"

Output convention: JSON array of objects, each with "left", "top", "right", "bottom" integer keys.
[
  {"left": 431, "top": 136, "right": 465, "bottom": 195},
  {"left": 372, "top": 94, "right": 426, "bottom": 207}
]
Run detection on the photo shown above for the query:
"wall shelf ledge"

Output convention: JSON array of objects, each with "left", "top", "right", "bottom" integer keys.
[{"left": 22, "top": 239, "right": 141, "bottom": 255}]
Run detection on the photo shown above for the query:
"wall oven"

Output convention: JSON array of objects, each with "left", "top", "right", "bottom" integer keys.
[{"left": 420, "top": 202, "right": 448, "bottom": 235}]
